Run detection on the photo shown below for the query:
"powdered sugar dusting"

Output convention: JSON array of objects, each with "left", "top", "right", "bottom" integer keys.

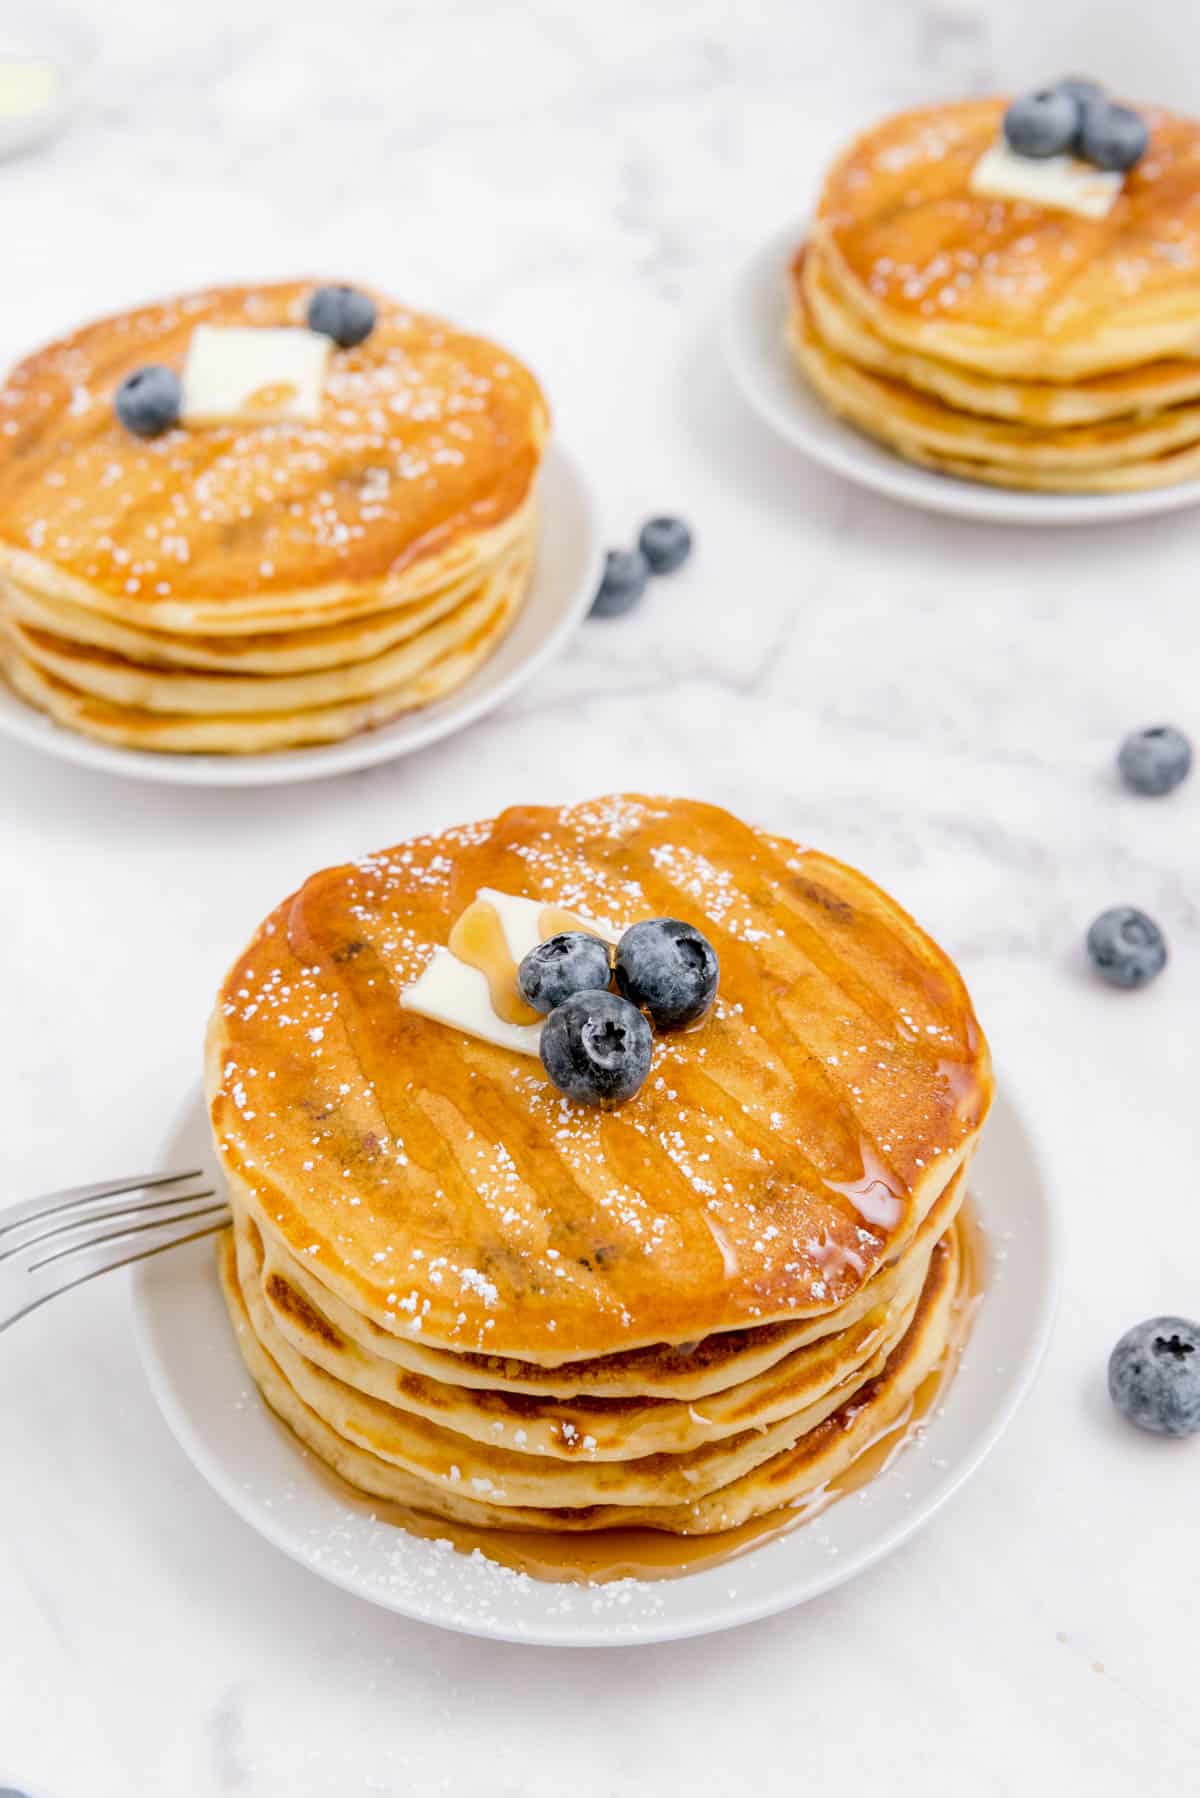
[
  {"left": 210, "top": 797, "right": 986, "bottom": 1359},
  {"left": 0, "top": 279, "right": 544, "bottom": 613},
  {"left": 828, "top": 99, "right": 1200, "bottom": 328}
]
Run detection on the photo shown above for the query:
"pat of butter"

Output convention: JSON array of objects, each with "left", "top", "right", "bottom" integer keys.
[
  {"left": 181, "top": 325, "right": 330, "bottom": 426},
  {"left": 400, "top": 888, "right": 614, "bottom": 1058},
  {"left": 969, "top": 139, "right": 1123, "bottom": 220}
]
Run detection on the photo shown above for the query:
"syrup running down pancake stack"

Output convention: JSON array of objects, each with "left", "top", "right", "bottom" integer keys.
[
  {"left": 208, "top": 796, "right": 992, "bottom": 1541},
  {"left": 0, "top": 282, "right": 547, "bottom": 752},
  {"left": 790, "top": 98, "right": 1200, "bottom": 492}
]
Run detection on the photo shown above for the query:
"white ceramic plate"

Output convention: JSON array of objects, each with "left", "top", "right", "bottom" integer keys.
[
  {"left": 132, "top": 1079, "right": 1059, "bottom": 1647},
  {"left": 723, "top": 222, "right": 1200, "bottom": 526},
  {"left": 0, "top": 444, "right": 600, "bottom": 787}
]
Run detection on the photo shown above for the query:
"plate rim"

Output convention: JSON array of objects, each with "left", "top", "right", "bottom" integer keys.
[
  {"left": 132, "top": 1070, "right": 1061, "bottom": 1647},
  {"left": 723, "top": 220, "right": 1200, "bottom": 528},
  {"left": 0, "top": 440, "right": 601, "bottom": 788}
]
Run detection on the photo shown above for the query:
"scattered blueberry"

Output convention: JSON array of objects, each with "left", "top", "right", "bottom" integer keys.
[
  {"left": 638, "top": 516, "right": 693, "bottom": 576},
  {"left": 518, "top": 932, "right": 612, "bottom": 1015},
  {"left": 539, "top": 990, "right": 653, "bottom": 1106},
  {"left": 1003, "top": 88, "right": 1080, "bottom": 159},
  {"left": 1077, "top": 99, "right": 1149, "bottom": 172},
  {"left": 1108, "top": 1317, "right": 1200, "bottom": 1437},
  {"left": 114, "top": 365, "right": 182, "bottom": 439},
  {"left": 1117, "top": 725, "right": 1193, "bottom": 797},
  {"left": 615, "top": 918, "right": 719, "bottom": 1031},
  {"left": 591, "top": 548, "right": 650, "bottom": 618},
  {"left": 1086, "top": 907, "right": 1167, "bottom": 989},
  {"left": 307, "top": 284, "right": 377, "bottom": 348}
]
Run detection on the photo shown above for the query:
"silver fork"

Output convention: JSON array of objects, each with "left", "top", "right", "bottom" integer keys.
[{"left": 0, "top": 1171, "right": 230, "bottom": 1331}]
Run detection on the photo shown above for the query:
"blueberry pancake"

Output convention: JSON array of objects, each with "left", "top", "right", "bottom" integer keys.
[
  {"left": 0, "top": 281, "right": 547, "bottom": 751},
  {"left": 209, "top": 795, "right": 992, "bottom": 1539},
  {"left": 791, "top": 92, "right": 1200, "bottom": 492}
]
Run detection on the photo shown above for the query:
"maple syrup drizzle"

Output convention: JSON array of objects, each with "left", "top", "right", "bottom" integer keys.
[
  {"left": 447, "top": 897, "right": 607, "bottom": 1029},
  {"left": 606, "top": 827, "right": 918, "bottom": 1223},
  {"left": 243, "top": 798, "right": 991, "bottom": 1363},
  {"left": 292, "top": 1204, "right": 984, "bottom": 1586},
  {"left": 238, "top": 379, "right": 300, "bottom": 415},
  {"left": 448, "top": 899, "right": 541, "bottom": 1027},
  {"left": 539, "top": 904, "right": 606, "bottom": 944}
]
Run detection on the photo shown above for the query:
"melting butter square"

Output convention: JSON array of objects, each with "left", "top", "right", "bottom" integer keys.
[
  {"left": 400, "top": 889, "right": 615, "bottom": 1058},
  {"left": 969, "top": 141, "right": 1123, "bottom": 220},
  {"left": 181, "top": 324, "right": 330, "bottom": 426}
]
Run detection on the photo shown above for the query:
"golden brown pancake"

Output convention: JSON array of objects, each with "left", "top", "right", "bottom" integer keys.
[
  {"left": 239, "top": 1200, "right": 936, "bottom": 1459},
  {"left": 207, "top": 796, "right": 991, "bottom": 1362},
  {"left": 211, "top": 796, "right": 989, "bottom": 1544},
  {"left": 0, "top": 554, "right": 528, "bottom": 754},
  {"left": 3, "top": 539, "right": 531, "bottom": 717},
  {"left": 788, "top": 99, "right": 1200, "bottom": 491},
  {"left": 0, "top": 280, "right": 548, "bottom": 751},
  {"left": 0, "top": 515, "right": 526, "bottom": 675},
  {"left": 233, "top": 1204, "right": 925, "bottom": 1508},
  {"left": 789, "top": 285, "right": 1200, "bottom": 474},
  {"left": 246, "top": 1155, "right": 969, "bottom": 1399},
  {"left": 800, "top": 243, "right": 1200, "bottom": 425},
  {"left": 813, "top": 99, "right": 1200, "bottom": 381},
  {"left": 218, "top": 1220, "right": 963, "bottom": 1534}
]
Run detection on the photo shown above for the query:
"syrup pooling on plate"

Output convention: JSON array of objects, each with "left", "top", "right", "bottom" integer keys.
[{"left": 210, "top": 796, "right": 991, "bottom": 1362}]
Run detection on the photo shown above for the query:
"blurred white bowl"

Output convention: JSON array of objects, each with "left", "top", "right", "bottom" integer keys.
[{"left": 0, "top": 0, "right": 95, "bottom": 159}]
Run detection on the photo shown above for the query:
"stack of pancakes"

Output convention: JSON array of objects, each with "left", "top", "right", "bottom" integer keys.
[
  {"left": 209, "top": 796, "right": 992, "bottom": 1537},
  {"left": 791, "top": 99, "right": 1200, "bottom": 493},
  {"left": 0, "top": 282, "right": 547, "bottom": 752}
]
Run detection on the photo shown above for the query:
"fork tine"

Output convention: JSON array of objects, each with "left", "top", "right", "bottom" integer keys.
[
  {"left": 27, "top": 1198, "right": 229, "bottom": 1273},
  {"left": 4, "top": 1216, "right": 230, "bottom": 1332},
  {"left": 0, "top": 1186, "right": 218, "bottom": 1263},
  {"left": 0, "top": 1170, "right": 203, "bottom": 1240}
]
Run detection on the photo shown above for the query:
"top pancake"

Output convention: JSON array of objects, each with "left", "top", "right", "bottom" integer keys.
[
  {"left": 815, "top": 99, "right": 1200, "bottom": 379},
  {"left": 0, "top": 281, "right": 547, "bottom": 634},
  {"left": 799, "top": 242, "right": 1200, "bottom": 425},
  {"left": 206, "top": 796, "right": 991, "bottom": 1363}
]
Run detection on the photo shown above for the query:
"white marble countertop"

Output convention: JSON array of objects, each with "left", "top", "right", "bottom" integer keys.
[{"left": 3, "top": 2, "right": 1199, "bottom": 1793}]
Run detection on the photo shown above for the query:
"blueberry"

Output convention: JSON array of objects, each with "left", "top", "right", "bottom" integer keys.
[
  {"left": 518, "top": 932, "right": 612, "bottom": 1015},
  {"left": 615, "top": 918, "right": 719, "bottom": 1031},
  {"left": 114, "top": 365, "right": 182, "bottom": 438},
  {"left": 539, "top": 990, "right": 652, "bottom": 1106},
  {"left": 1108, "top": 1317, "right": 1200, "bottom": 1437},
  {"left": 590, "top": 548, "right": 650, "bottom": 619},
  {"left": 1086, "top": 907, "right": 1167, "bottom": 988},
  {"left": 1077, "top": 100, "right": 1148, "bottom": 172},
  {"left": 638, "top": 516, "right": 693, "bottom": 576},
  {"left": 1003, "top": 88, "right": 1080, "bottom": 159},
  {"left": 1117, "top": 725, "right": 1193, "bottom": 797},
  {"left": 306, "top": 284, "right": 377, "bottom": 348}
]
